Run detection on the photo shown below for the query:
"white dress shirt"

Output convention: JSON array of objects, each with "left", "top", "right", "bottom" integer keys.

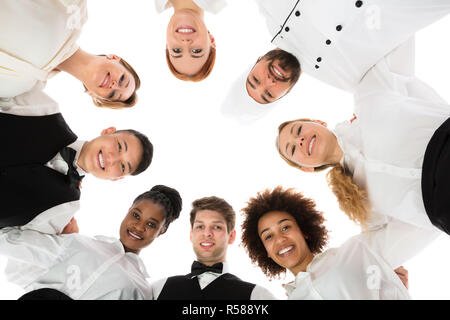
[
  {"left": 151, "top": 261, "right": 276, "bottom": 300},
  {"left": 285, "top": 218, "right": 437, "bottom": 300},
  {"left": 0, "top": 227, "right": 152, "bottom": 300},
  {"left": 154, "top": 0, "right": 227, "bottom": 14},
  {"left": 1, "top": 82, "right": 86, "bottom": 234},
  {"left": 0, "top": 0, "right": 87, "bottom": 98},
  {"left": 334, "top": 42, "right": 449, "bottom": 233},
  {"left": 255, "top": 0, "right": 450, "bottom": 92}
]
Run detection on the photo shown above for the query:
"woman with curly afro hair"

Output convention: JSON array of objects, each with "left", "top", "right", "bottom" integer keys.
[{"left": 241, "top": 186, "right": 436, "bottom": 299}]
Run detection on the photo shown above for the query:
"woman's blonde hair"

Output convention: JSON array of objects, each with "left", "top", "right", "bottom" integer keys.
[
  {"left": 165, "top": 47, "right": 216, "bottom": 82},
  {"left": 277, "top": 119, "right": 370, "bottom": 228},
  {"left": 85, "top": 56, "right": 141, "bottom": 109}
]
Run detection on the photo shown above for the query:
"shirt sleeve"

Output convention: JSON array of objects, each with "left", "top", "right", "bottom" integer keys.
[
  {"left": 358, "top": 218, "right": 441, "bottom": 268},
  {"left": 0, "top": 81, "right": 60, "bottom": 116},
  {"left": 150, "top": 277, "right": 168, "bottom": 300},
  {"left": 0, "top": 227, "right": 68, "bottom": 269},
  {"left": 250, "top": 285, "right": 278, "bottom": 300},
  {"left": 20, "top": 200, "right": 80, "bottom": 235}
]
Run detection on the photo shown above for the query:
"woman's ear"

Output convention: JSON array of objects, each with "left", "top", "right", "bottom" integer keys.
[
  {"left": 315, "top": 120, "right": 328, "bottom": 127},
  {"left": 208, "top": 31, "right": 216, "bottom": 49},
  {"left": 106, "top": 54, "right": 121, "bottom": 61}
]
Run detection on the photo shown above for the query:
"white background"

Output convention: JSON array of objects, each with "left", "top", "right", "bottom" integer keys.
[{"left": 1, "top": 0, "right": 449, "bottom": 300}]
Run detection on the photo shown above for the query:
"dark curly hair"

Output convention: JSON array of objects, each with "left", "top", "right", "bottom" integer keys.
[{"left": 241, "top": 186, "right": 329, "bottom": 278}]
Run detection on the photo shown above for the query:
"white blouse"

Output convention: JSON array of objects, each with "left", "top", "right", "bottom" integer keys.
[
  {"left": 255, "top": 0, "right": 450, "bottom": 92},
  {"left": 285, "top": 218, "right": 437, "bottom": 300},
  {"left": 0, "top": 0, "right": 87, "bottom": 98},
  {"left": 0, "top": 228, "right": 153, "bottom": 300},
  {"left": 154, "top": 0, "right": 227, "bottom": 15},
  {"left": 334, "top": 46, "right": 449, "bottom": 232}
]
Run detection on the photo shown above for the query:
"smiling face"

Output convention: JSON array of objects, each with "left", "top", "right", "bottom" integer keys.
[
  {"left": 246, "top": 50, "right": 300, "bottom": 104},
  {"left": 84, "top": 55, "right": 136, "bottom": 103},
  {"left": 258, "top": 211, "right": 313, "bottom": 276},
  {"left": 77, "top": 127, "right": 143, "bottom": 180},
  {"left": 278, "top": 120, "right": 337, "bottom": 169},
  {"left": 190, "top": 209, "right": 236, "bottom": 266},
  {"left": 166, "top": 9, "right": 215, "bottom": 76},
  {"left": 119, "top": 199, "right": 167, "bottom": 254}
]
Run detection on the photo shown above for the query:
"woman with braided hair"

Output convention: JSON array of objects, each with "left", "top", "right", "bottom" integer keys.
[{"left": 0, "top": 185, "right": 182, "bottom": 300}]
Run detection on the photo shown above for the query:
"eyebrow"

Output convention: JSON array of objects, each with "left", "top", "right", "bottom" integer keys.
[
  {"left": 194, "top": 220, "right": 226, "bottom": 225},
  {"left": 170, "top": 54, "right": 182, "bottom": 59},
  {"left": 191, "top": 54, "right": 205, "bottom": 59},
  {"left": 247, "top": 78, "right": 256, "bottom": 90},
  {"left": 260, "top": 218, "right": 291, "bottom": 236},
  {"left": 125, "top": 80, "right": 130, "bottom": 89}
]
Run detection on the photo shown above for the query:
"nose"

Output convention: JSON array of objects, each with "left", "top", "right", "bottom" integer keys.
[
  {"left": 110, "top": 79, "right": 118, "bottom": 89},
  {"left": 296, "top": 136, "right": 306, "bottom": 147},
  {"left": 181, "top": 38, "right": 192, "bottom": 44},
  {"left": 203, "top": 227, "right": 213, "bottom": 238},
  {"left": 134, "top": 221, "right": 146, "bottom": 233}
]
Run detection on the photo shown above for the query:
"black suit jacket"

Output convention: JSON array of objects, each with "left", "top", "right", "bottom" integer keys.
[
  {"left": 0, "top": 112, "right": 80, "bottom": 228},
  {"left": 157, "top": 272, "right": 256, "bottom": 300}
]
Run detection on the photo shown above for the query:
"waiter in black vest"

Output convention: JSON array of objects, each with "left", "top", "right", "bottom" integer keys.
[
  {"left": 152, "top": 196, "right": 275, "bottom": 300},
  {"left": 0, "top": 83, "right": 153, "bottom": 233}
]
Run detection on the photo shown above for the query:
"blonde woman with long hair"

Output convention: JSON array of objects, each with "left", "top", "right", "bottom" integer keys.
[{"left": 276, "top": 43, "right": 448, "bottom": 244}]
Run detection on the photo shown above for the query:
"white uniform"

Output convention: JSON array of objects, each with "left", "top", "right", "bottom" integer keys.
[
  {"left": 256, "top": 0, "right": 450, "bottom": 92},
  {"left": 0, "top": 0, "right": 87, "bottom": 98},
  {"left": 286, "top": 218, "right": 436, "bottom": 300},
  {"left": 154, "top": 0, "right": 227, "bottom": 14},
  {"left": 0, "top": 227, "right": 153, "bottom": 300},
  {"left": 334, "top": 41, "right": 449, "bottom": 232}
]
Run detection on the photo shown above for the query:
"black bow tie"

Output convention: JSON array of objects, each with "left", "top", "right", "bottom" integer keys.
[
  {"left": 59, "top": 147, "right": 84, "bottom": 189},
  {"left": 190, "top": 261, "right": 223, "bottom": 277}
]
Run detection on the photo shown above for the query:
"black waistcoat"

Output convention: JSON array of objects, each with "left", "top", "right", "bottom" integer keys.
[
  {"left": 0, "top": 112, "right": 79, "bottom": 228},
  {"left": 422, "top": 117, "right": 450, "bottom": 235},
  {"left": 157, "top": 273, "right": 256, "bottom": 300}
]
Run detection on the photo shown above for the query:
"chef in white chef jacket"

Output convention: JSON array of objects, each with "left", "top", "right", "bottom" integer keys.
[
  {"left": 0, "top": 0, "right": 87, "bottom": 98},
  {"left": 246, "top": 0, "right": 450, "bottom": 104}
]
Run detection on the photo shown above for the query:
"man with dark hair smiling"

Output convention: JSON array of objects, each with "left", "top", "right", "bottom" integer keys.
[
  {"left": 246, "top": 0, "right": 450, "bottom": 104},
  {"left": 151, "top": 196, "right": 275, "bottom": 300},
  {"left": 0, "top": 83, "right": 153, "bottom": 233}
]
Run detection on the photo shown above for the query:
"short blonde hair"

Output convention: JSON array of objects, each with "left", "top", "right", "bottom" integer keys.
[
  {"left": 86, "top": 56, "right": 141, "bottom": 109},
  {"left": 165, "top": 47, "right": 216, "bottom": 82}
]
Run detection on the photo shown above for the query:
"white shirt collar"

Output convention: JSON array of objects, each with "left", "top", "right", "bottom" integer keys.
[
  {"left": 94, "top": 235, "right": 150, "bottom": 279},
  {"left": 68, "top": 140, "right": 87, "bottom": 176}
]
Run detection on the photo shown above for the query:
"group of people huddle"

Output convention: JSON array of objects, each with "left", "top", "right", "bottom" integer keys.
[{"left": 1, "top": 0, "right": 449, "bottom": 300}]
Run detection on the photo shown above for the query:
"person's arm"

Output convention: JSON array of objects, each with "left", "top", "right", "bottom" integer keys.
[
  {"left": 0, "top": 227, "right": 67, "bottom": 269},
  {"left": 360, "top": 218, "right": 441, "bottom": 268},
  {"left": 150, "top": 277, "right": 168, "bottom": 300},
  {"left": 20, "top": 200, "right": 80, "bottom": 235},
  {"left": 0, "top": 81, "right": 59, "bottom": 116}
]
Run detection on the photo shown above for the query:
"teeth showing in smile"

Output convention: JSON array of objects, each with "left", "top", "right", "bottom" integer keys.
[
  {"left": 101, "top": 72, "right": 110, "bottom": 87},
  {"left": 309, "top": 136, "right": 316, "bottom": 156},
  {"left": 128, "top": 230, "right": 143, "bottom": 240},
  {"left": 99, "top": 152, "right": 105, "bottom": 170},
  {"left": 278, "top": 246, "right": 293, "bottom": 255},
  {"left": 177, "top": 28, "right": 194, "bottom": 33},
  {"left": 201, "top": 242, "right": 214, "bottom": 247},
  {"left": 272, "top": 66, "right": 283, "bottom": 78}
]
